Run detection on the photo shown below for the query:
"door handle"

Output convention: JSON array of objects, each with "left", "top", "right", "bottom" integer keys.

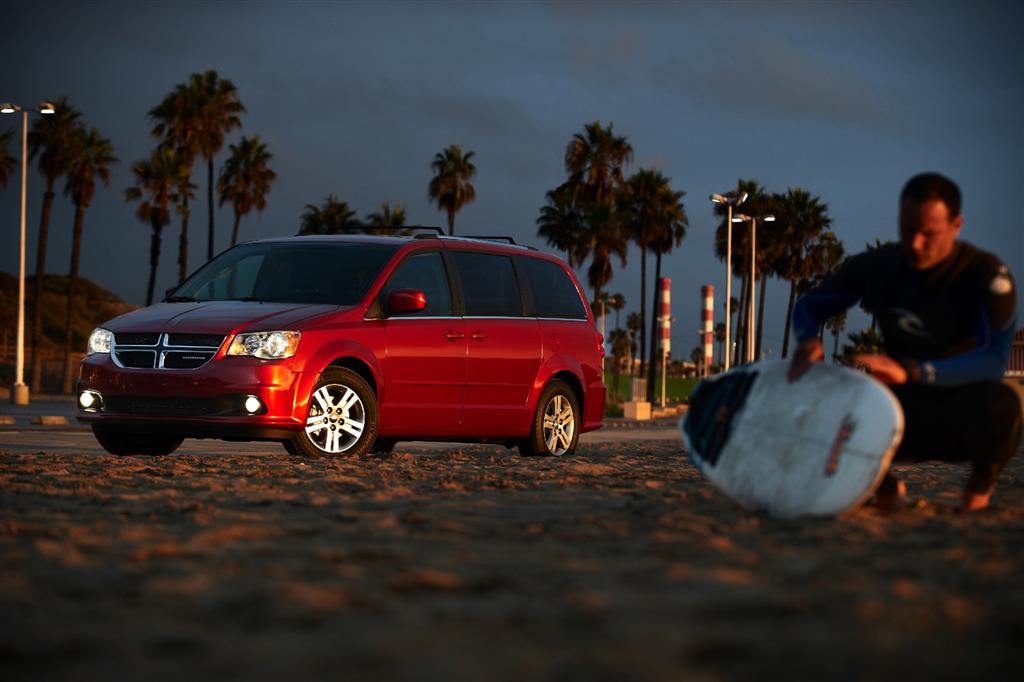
[
  {"left": 444, "top": 331, "right": 464, "bottom": 342},
  {"left": 470, "top": 331, "right": 487, "bottom": 341}
]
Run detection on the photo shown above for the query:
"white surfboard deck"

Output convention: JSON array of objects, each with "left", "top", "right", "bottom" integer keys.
[{"left": 682, "top": 359, "right": 904, "bottom": 518}]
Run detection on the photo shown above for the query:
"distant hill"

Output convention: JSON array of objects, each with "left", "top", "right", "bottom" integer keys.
[{"left": 0, "top": 272, "right": 136, "bottom": 391}]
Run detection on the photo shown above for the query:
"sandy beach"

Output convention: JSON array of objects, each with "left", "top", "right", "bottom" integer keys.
[{"left": 2, "top": 434, "right": 1023, "bottom": 681}]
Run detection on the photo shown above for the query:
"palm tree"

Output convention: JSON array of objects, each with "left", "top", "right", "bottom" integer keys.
[
  {"left": 217, "top": 135, "right": 275, "bottom": 247},
  {"left": 714, "top": 322, "right": 726, "bottom": 367},
  {"left": 565, "top": 121, "right": 633, "bottom": 206},
  {"left": 798, "top": 230, "right": 846, "bottom": 340},
  {"left": 537, "top": 182, "right": 585, "bottom": 262},
  {"left": 189, "top": 70, "right": 245, "bottom": 259},
  {"left": 608, "top": 327, "right": 632, "bottom": 401},
  {"left": 770, "top": 188, "right": 832, "bottom": 358},
  {"left": 539, "top": 121, "right": 633, "bottom": 302},
  {"left": 298, "top": 194, "right": 362, "bottom": 235},
  {"left": 0, "top": 129, "right": 15, "bottom": 187},
  {"left": 621, "top": 169, "right": 681, "bottom": 379},
  {"left": 608, "top": 292, "right": 626, "bottom": 331},
  {"left": 634, "top": 172, "right": 688, "bottom": 400},
  {"left": 826, "top": 309, "right": 847, "bottom": 361},
  {"left": 126, "top": 147, "right": 191, "bottom": 307},
  {"left": 626, "top": 311, "right": 643, "bottom": 379},
  {"left": 149, "top": 82, "right": 201, "bottom": 282},
  {"left": 841, "top": 326, "right": 885, "bottom": 358},
  {"left": 364, "top": 202, "right": 412, "bottom": 235},
  {"left": 62, "top": 126, "right": 117, "bottom": 394},
  {"left": 428, "top": 144, "right": 476, "bottom": 235},
  {"left": 26, "top": 98, "right": 81, "bottom": 391},
  {"left": 171, "top": 171, "right": 197, "bottom": 284}
]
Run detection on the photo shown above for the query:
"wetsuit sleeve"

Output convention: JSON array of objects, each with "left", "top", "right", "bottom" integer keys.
[
  {"left": 792, "top": 253, "right": 873, "bottom": 342},
  {"left": 915, "top": 263, "right": 1017, "bottom": 386}
]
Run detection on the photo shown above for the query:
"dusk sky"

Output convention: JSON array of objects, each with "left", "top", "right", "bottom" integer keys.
[{"left": 2, "top": 0, "right": 1021, "bottom": 358}]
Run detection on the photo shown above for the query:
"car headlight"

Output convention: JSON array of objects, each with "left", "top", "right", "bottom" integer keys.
[
  {"left": 87, "top": 327, "right": 113, "bottom": 355},
  {"left": 226, "top": 331, "right": 301, "bottom": 359}
]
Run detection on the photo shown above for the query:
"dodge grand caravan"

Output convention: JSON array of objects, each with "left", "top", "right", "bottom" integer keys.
[{"left": 77, "top": 232, "right": 605, "bottom": 458}]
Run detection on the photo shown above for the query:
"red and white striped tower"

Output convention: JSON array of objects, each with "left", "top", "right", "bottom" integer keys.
[
  {"left": 659, "top": 278, "right": 671, "bottom": 406},
  {"left": 701, "top": 285, "right": 714, "bottom": 377}
]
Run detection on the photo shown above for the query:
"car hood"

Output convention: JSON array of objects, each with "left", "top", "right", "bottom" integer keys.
[{"left": 101, "top": 301, "right": 347, "bottom": 335}]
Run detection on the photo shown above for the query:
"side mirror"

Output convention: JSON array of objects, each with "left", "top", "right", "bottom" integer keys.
[{"left": 387, "top": 288, "right": 427, "bottom": 316}]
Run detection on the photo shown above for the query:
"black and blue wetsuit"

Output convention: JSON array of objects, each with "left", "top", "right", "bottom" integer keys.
[{"left": 793, "top": 240, "right": 1021, "bottom": 494}]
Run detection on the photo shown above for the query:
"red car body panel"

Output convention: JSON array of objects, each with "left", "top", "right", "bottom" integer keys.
[{"left": 77, "top": 235, "right": 605, "bottom": 445}]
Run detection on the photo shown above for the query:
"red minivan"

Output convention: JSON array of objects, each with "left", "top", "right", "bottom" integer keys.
[{"left": 77, "top": 233, "right": 605, "bottom": 458}]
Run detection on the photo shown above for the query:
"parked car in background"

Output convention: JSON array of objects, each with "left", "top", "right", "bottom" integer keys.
[{"left": 77, "top": 231, "right": 605, "bottom": 458}]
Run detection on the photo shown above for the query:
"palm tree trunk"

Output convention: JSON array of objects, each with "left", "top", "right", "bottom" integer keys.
[
  {"left": 178, "top": 195, "right": 190, "bottom": 284},
  {"left": 207, "top": 156, "right": 215, "bottom": 261},
  {"left": 646, "top": 252, "right": 661, "bottom": 403},
  {"left": 447, "top": 209, "right": 455, "bottom": 236},
  {"left": 755, "top": 272, "right": 768, "bottom": 361},
  {"left": 781, "top": 280, "right": 797, "bottom": 359},
  {"left": 734, "top": 273, "right": 748, "bottom": 366},
  {"left": 30, "top": 185, "right": 56, "bottom": 392},
  {"left": 147, "top": 220, "right": 164, "bottom": 307},
  {"left": 638, "top": 244, "right": 647, "bottom": 378},
  {"left": 230, "top": 210, "right": 242, "bottom": 247},
  {"left": 62, "top": 204, "right": 86, "bottom": 395},
  {"left": 832, "top": 325, "right": 842, "bottom": 361}
]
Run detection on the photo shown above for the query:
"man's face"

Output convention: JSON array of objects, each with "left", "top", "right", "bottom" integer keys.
[{"left": 899, "top": 198, "right": 962, "bottom": 270}]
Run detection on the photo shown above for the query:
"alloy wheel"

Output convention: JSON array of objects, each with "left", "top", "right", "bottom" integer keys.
[
  {"left": 542, "top": 394, "right": 575, "bottom": 456},
  {"left": 305, "top": 383, "right": 366, "bottom": 453}
]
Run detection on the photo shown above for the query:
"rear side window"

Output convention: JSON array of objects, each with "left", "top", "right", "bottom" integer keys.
[
  {"left": 452, "top": 251, "right": 523, "bottom": 317},
  {"left": 518, "top": 257, "right": 587, "bottom": 320},
  {"left": 383, "top": 251, "right": 453, "bottom": 316}
]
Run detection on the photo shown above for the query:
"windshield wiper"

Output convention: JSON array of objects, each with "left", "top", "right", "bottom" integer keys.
[{"left": 165, "top": 295, "right": 200, "bottom": 303}]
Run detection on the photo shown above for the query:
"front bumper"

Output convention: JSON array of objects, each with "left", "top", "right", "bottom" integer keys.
[{"left": 76, "top": 354, "right": 313, "bottom": 440}]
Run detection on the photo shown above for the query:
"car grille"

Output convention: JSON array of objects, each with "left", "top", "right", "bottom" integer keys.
[
  {"left": 103, "top": 395, "right": 237, "bottom": 416},
  {"left": 112, "top": 332, "right": 225, "bottom": 370}
]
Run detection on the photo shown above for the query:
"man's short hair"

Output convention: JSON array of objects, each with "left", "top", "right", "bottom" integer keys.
[{"left": 901, "top": 172, "right": 962, "bottom": 217}]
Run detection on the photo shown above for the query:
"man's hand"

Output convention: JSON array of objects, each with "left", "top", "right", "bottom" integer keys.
[
  {"left": 850, "top": 353, "right": 908, "bottom": 385},
  {"left": 788, "top": 339, "right": 824, "bottom": 382}
]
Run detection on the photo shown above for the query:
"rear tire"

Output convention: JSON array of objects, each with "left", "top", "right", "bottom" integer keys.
[
  {"left": 519, "top": 379, "right": 580, "bottom": 457},
  {"left": 92, "top": 426, "right": 183, "bottom": 457},
  {"left": 288, "top": 366, "right": 378, "bottom": 458}
]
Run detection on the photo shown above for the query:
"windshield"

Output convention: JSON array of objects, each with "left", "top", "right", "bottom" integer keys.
[{"left": 169, "top": 241, "right": 398, "bottom": 305}]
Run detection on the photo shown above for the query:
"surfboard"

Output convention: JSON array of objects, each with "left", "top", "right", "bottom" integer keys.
[{"left": 682, "top": 359, "right": 904, "bottom": 518}]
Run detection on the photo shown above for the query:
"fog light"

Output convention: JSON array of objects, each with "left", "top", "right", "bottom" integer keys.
[
  {"left": 244, "top": 395, "right": 263, "bottom": 415},
  {"left": 79, "top": 390, "right": 102, "bottom": 411}
]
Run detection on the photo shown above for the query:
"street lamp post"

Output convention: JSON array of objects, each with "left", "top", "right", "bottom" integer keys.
[
  {"left": 710, "top": 191, "right": 747, "bottom": 371},
  {"left": 1, "top": 101, "right": 56, "bottom": 405},
  {"left": 732, "top": 212, "right": 775, "bottom": 363}
]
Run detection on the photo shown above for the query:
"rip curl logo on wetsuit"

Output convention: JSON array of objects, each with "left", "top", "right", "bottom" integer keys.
[
  {"left": 891, "top": 308, "right": 929, "bottom": 338},
  {"left": 990, "top": 267, "right": 1013, "bottom": 296},
  {"left": 824, "top": 414, "right": 857, "bottom": 477}
]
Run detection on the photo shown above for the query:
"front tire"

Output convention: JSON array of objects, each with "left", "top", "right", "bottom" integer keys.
[
  {"left": 288, "top": 367, "right": 378, "bottom": 458},
  {"left": 92, "top": 426, "right": 183, "bottom": 457},
  {"left": 519, "top": 379, "right": 580, "bottom": 457}
]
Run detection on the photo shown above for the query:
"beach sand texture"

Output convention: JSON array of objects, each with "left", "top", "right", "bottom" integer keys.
[{"left": 2, "top": 440, "right": 1022, "bottom": 680}]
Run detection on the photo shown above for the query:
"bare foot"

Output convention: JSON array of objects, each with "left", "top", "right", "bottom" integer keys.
[{"left": 961, "top": 491, "right": 990, "bottom": 512}]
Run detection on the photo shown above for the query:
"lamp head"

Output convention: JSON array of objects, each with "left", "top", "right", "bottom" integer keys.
[
  {"left": 0, "top": 103, "right": 20, "bottom": 114},
  {"left": 38, "top": 101, "right": 56, "bottom": 114}
]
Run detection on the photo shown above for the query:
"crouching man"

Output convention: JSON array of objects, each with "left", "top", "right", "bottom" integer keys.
[{"left": 788, "top": 172, "right": 1021, "bottom": 511}]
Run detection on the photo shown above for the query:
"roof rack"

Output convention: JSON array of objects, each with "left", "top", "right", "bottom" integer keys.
[
  {"left": 449, "top": 235, "right": 538, "bottom": 250},
  {"left": 295, "top": 225, "right": 444, "bottom": 237},
  {"left": 458, "top": 235, "right": 516, "bottom": 244}
]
